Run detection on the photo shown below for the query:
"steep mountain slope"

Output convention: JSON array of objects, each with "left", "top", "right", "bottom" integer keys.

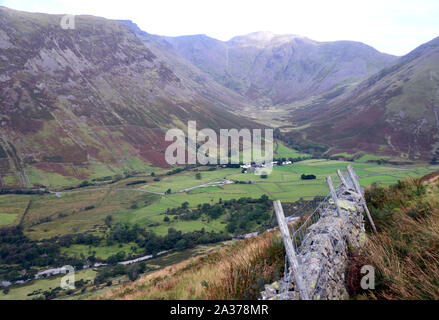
[
  {"left": 289, "top": 36, "right": 439, "bottom": 161},
  {"left": 0, "top": 7, "right": 256, "bottom": 187},
  {"left": 167, "top": 32, "right": 397, "bottom": 106},
  {"left": 0, "top": 6, "right": 435, "bottom": 188}
]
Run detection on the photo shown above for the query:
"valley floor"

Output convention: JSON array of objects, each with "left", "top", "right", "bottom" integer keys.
[{"left": 1, "top": 155, "right": 438, "bottom": 300}]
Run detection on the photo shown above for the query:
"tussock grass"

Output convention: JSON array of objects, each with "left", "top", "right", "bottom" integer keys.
[
  {"left": 99, "top": 231, "right": 285, "bottom": 300},
  {"left": 347, "top": 176, "right": 439, "bottom": 300}
]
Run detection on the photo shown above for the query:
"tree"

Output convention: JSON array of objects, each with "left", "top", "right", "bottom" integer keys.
[
  {"left": 164, "top": 216, "right": 170, "bottom": 222},
  {"left": 175, "top": 239, "right": 188, "bottom": 250},
  {"left": 139, "top": 261, "right": 146, "bottom": 273},
  {"left": 87, "top": 255, "right": 96, "bottom": 264},
  {"left": 151, "top": 172, "right": 156, "bottom": 177},
  {"left": 166, "top": 188, "right": 172, "bottom": 194},
  {"left": 431, "top": 157, "right": 438, "bottom": 165},
  {"left": 107, "top": 251, "right": 126, "bottom": 264},
  {"left": 195, "top": 173, "right": 202, "bottom": 180},
  {"left": 260, "top": 194, "right": 269, "bottom": 203},
  {"left": 127, "top": 264, "right": 140, "bottom": 281},
  {"left": 78, "top": 180, "right": 90, "bottom": 188}
]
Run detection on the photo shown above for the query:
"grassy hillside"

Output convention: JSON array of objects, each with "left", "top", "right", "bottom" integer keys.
[
  {"left": 100, "top": 171, "right": 439, "bottom": 301},
  {"left": 347, "top": 171, "right": 439, "bottom": 299},
  {"left": 99, "top": 231, "right": 285, "bottom": 300}
]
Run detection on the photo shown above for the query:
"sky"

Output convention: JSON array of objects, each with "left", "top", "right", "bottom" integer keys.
[{"left": 1, "top": 0, "right": 438, "bottom": 56}]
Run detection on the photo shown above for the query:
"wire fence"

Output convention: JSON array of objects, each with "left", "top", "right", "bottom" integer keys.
[
  {"left": 290, "top": 193, "right": 330, "bottom": 251},
  {"left": 290, "top": 181, "right": 344, "bottom": 252}
]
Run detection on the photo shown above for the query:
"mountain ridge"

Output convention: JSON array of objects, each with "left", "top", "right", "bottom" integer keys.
[
  {"left": 288, "top": 36, "right": 439, "bottom": 160},
  {"left": 0, "top": 7, "right": 257, "bottom": 187},
  {"left": 166, "top": 31, "right": 397, "bottom": 105}
]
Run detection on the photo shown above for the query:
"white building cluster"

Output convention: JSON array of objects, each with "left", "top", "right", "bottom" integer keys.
[{"left": 240, "top": 160, "right": 292, "bottom": 171}]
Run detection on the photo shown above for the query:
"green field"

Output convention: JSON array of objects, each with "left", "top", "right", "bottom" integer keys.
[
  {"left": 21, "top": 189, "right": 159, "bottom": 240},
  {"left": 1, "top": 146, "right": 438, "bottom": 262},
  {"left": 61, "top": 242, "right": 140, "bottom": 260},
  {"left": 331, "top": 152, "right": 392, "bottom": 162},
  {"left": 141, "top": 168, "right": 238, "bottom": 193},
  {"left": 274, "top": 141, "right": 312, "bottom": 159},
  {"left": 0, "top": 269, "right": 97, "bottom": 300},
  {"left": 0, "top": 213, "right": 17, "bottom": 226},
  {"left": 27, "top": 167, "right": 80, "bottom": 189},
  {"left": 3, "top": 159, "right": 436, "bottom": 240},
  {"left": 114, "top": 160, "right": 439, "bottom": 233},
  {"left": 0, "top": 194, "right": 31, "bottom": 226},
  {"left": 2, "top": 156, "right": 170, "bottom": 189},
  {"left": 1, "top": 156, "right": 438, "bottom": 300}
]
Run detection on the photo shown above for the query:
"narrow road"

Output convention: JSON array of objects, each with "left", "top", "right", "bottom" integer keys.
[{"left": 176, "top": 179, "right": 234, "bottom": 193}]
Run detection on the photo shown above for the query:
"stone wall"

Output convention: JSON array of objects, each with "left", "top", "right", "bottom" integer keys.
[{"left": 261, "top": 188, "right": 367, "bottom": 300}]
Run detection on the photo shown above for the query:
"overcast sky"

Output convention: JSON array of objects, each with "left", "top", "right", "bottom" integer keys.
[{"left": 1, "top": 0, "right": 438, "bottom": 56}]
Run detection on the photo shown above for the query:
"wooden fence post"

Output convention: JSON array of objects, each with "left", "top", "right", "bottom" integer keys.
[
  {"left": 337, "top": 170, "right": 349, "bottom": 189},
  {"left": 327, "top": 176, "right": 342, "bottom": 216},
  {"left": 346, "top": 165, "right": 378, "bottom": 234},
  {"left": 273, "top": 200, "right": 310, "bottom": 300}
]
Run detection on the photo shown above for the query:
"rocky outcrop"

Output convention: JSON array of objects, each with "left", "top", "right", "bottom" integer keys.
[{"left": 261, "top": 189, "right": 366, "bottom": 300}]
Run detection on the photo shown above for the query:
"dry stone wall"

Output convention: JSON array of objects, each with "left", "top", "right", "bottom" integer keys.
[{"left": 261, "top": 188, "right": 367, "bottom": 300}]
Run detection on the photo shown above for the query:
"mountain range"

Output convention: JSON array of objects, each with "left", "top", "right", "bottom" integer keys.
[
  {"left": 167, "top": 31, "right": 396, "bottom": 106},
  {"left": 0, "top": 6, "right": 438, "bottom": 187}
]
